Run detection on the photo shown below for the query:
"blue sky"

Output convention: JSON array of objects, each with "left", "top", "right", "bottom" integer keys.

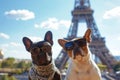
[{"left": 0, "top": 0, "right": 120, "bottom": 59}]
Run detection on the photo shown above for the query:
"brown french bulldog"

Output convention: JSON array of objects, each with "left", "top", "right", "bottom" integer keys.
[
  {"left": 58, "top": 29, "right": 102, "bottom": 80},
  {"left": 22, "top": 31, "right": 61, "bottom": 80}
]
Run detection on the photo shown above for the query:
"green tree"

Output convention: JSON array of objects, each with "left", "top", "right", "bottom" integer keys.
[
  {"left": 17, "top": 61, "right": 26, "bottom": 68},
  {"left": 113, "top": 62, "right": 120, "bottom": 72},
  {"left": 97, "top": 63, "right": 107, "bottom": 71},
  {"left": 1, "top": 75, "right": 8, "bottom": 80},
  {"left": 1, "top": 75, "right": 17, "bottom": 80},
  {"left": 17, "top": 61, "right": 31, "bottom": 69},
  {"left": 1, "top": 57, "right": 15, "bottom": 68},
  {"left": 8, "top": 75, "right": 17, "bottom": 80},
  {"left": 0, "top": 61, "right": 2, "bottom": 68}
]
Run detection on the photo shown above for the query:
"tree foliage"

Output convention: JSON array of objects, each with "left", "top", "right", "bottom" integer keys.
[
  {"left": 1, "top": 75, "right": 17, "bottom": 80},
  {"left": 16, "top": 61, "right": 31, "bottom": 69},
  {"left": 0, "top": 57, "right": 31, "bottom": 69},
  {"left": 97, "top": 63, "right": 107, "bottom": 71},
  {"left": 0, "top": 57, "right": 32, "bottom": 74},
  {"left": 113, "top": 62, "right": 120, "bottom": 72},
  {"left": 1, "top": 57, "right": 15, "bottom": 68}
]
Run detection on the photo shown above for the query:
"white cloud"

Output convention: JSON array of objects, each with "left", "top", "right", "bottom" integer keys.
[
  {"left": 34, "top": 24, "right": 39, "bottom": 28},
  {"left": 0, "top": 44, "right": 9, "bottom": 49},
  {"left": 103, "top": 6, "right": 120, "bottom": 19},
  {"left": 0, "top": 33, "right": 10, "bottom": 39},
  {"left": 10, "top": 42, "right": 21, "bottom": 47},
  {"left": 34, "top": 18, "right": 71, "bottom": 30},
  {"left": 0, "top": 44, "right": 9, "bottom": 52},
  {"left": 59, "top": 20, "right": 71, "bottom": 28},
  {"left": 0, "top": 42, "right": 22, "bottom": 55},
  {"left": 5, "top": 9, "right": 35, "bottom": 21},
  {"left": 0, "top": 42, "right": 21, "bottom": 51},
  {"left": 118, "top": 37, "right": 120, "bottom": 40},
  {"left": 111, "top": 51, "right": 120, "bottom": 56}
]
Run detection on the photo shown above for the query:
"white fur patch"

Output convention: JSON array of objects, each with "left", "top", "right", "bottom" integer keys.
[{"left": 65, "top": 53, "right": 102, "bottom": 80}]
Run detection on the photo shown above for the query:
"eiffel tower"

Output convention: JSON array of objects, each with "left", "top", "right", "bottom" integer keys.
[{"left": 55, "top": 0, "right": 117, "bottom": 72}]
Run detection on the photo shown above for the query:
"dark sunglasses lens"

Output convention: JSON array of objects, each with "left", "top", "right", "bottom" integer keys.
[{"left": 65, "top": 42, "right": 74, "bottom": 50}]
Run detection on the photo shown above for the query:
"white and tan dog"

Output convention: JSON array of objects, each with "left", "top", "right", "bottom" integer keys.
[{"left": 58, "top": 29, "right": 102, "bottom": 80}]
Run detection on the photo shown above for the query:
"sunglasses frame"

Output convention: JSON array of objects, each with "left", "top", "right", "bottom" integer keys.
[{"left": 65, "top": 38, "right": 87, "bottom": 50}]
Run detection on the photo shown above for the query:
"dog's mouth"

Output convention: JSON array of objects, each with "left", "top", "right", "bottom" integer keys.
[
  {"left": 33, "top": 59, "right": 52, "bottom": 66},
  {"left": 39, "top": 52, "right": 52, "bottom": 64}
]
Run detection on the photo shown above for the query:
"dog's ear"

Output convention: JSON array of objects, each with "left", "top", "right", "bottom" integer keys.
[
  {"left": 22, "top": 37, "right": 33, "bottom": 51},
  {"left": 58, "top": 39, "right": 68, "bottom": 48},
  {"left": 44, "top": 31, "right": 53, "bottom": 45},
  {"left": 83, "top": 29, "right": 91, "bottom": 43}
]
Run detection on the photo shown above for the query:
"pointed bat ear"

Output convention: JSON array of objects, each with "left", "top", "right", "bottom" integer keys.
[
  {"left": 58, "top": 39, "right": 72, "bottom": 57},
  {"left": 58, "top": 39, "right": 68, "bottom": 48},
  {"left": 83, "top": 29, "right": 92, "bottom": 43},
  {"left": 44, "top": 31, "right": 53, "bottom": 45},
  {"left": 22, "top": 37, "right": 33, "bottom": 51}
]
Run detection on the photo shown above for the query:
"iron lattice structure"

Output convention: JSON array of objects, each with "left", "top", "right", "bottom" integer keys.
[{"left": 55, "top": 0, "right": 117, "bottom": 71}]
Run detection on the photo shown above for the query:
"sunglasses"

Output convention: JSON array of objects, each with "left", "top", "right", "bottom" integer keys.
[{"left": 65, "top": 38, "right": 87, "bottom": 50}]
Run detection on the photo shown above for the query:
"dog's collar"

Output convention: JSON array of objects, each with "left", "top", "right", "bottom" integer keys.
[{"left": 29, "top": 61, "right": 56, "bottom": 80}]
